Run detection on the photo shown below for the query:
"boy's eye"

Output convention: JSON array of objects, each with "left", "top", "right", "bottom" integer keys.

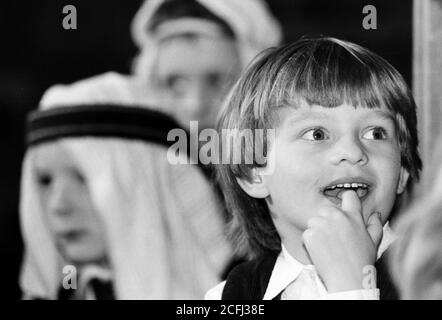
[
  {"left": 363, "top": 127, "right": 387, "bottom": 140},
  {"left": 36, "top": 173, "right": 52, "bottom": 188},
  {"left": 302, "top": 128, "right": 329, "bottom": 141}
]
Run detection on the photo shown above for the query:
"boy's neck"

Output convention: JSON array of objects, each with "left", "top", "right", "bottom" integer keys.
[{"left": 278, "top": 225, "right": 313, "bottom": 265}]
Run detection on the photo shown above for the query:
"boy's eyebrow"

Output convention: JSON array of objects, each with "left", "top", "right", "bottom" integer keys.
[
  {"left": 285, "top": 111, "right": 329, "bottom": 125},
  {"left": 367, "top": 109, "right": 395, "bottom": 122},
  {"left": 285, "top": 108, "right": 395, "bottom": 125}
]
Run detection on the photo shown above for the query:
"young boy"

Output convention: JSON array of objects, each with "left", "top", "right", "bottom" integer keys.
[{"left": 206, "top": 37, "right": 422, "bottom": 300}]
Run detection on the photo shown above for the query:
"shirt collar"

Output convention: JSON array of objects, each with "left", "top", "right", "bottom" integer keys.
[
  {"left": 377, "top": 222, "right": 396, "bottom": 258},
  {"left": 262, "top": 244, "right": 305, "bottom": 300},
  {"left": 263, "top": 222, "right": 396, "bottom": 300}
]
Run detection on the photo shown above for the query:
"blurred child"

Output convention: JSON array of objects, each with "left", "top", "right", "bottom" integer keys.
[
  {"left": 131, "top": 0, "right": 282, "bottom": 233},
  {"left": 19, "top": 75, "right": 232, "bottom": 299},
  {"left": 206, "top": 37, "right": 422, "bottom": 300},
  {"left": 389, "top": 146, "right": 442, "bottom": 300},
  {"left": 131, "top": 0, "right": 282, "bottom": 129}
]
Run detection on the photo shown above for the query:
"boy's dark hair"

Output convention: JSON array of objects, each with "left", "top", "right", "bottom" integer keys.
[
  {"left": 216, "top": 37, "right": 422, "bottom": 259},
  {"left": 149, "top": 0, "right": 235, "bottom": 38}
]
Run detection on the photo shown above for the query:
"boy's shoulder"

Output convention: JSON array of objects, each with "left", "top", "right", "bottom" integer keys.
[
  {"left": 209, "top": 247, "right": 399, "bottom": 300},
  {"left": 376, "top": 248, "right": 399, "bottom": 300},
  {"left": 219, "top": 252, "right": 279, "bottom": 300}
]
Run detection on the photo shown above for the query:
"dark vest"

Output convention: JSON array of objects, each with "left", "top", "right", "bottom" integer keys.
[
  {"left": 221, "top": 250, "right": 398, "bottom": 300},
  {"left": 57, "top": 279, "right": 115, "bottom": 300}
]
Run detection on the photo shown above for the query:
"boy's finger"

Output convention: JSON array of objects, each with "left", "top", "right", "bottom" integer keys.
[
  {"left": 367, "top": 212, "right": 383, "bottom": 248},
  {"left": 341, "top": 190, "right": 363, "bottom": 223}
]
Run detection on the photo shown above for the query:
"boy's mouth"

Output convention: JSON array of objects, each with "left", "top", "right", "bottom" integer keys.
[{"left": 322, "top": 178, "right": 372, "bottom": 205}]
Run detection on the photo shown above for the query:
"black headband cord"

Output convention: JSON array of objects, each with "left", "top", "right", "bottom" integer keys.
[
  {"left": 26, "top": 104, "right": 182, "bottom": 148},
  {"left": 25, "top": 104, "right": 214, "bottom": 179}
]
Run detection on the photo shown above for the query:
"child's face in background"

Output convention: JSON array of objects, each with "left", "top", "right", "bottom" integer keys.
[
  {"left": 34, "top": 143, "right": 107, "bottom": 266},
  {"left": 155, "top": 35, "right": 240, "bottom": 129},
  {"left": 261, "top": 102, "right": 409, "bottom": 238}
]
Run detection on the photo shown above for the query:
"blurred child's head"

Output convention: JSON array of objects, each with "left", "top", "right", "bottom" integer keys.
[
  {"left": 217, "top": 37, "right": 422, "bottom": 258},
  {"left": 149, "top": 0, "right": 241, "bottom": 129},
  {"left": 131, "top": 0, "right": 282, "bottom": 129}
]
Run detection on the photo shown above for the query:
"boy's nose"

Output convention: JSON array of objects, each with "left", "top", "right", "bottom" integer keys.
[
  {"left": 48, "top": 180, "right": 74, "bottom": 216},
  {"left": 330, "top": 135, "right": 368, "bottom": 165}
]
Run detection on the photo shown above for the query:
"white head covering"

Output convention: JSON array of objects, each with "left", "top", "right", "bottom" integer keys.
[
  {"left": 131, "top": 0, "right": 283, "bottom": 82},
  {"left": 20, "top": 72, "right": 232, "bottom": 299}
]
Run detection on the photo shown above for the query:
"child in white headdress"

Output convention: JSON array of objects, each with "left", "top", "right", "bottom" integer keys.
[
  {"left": 131, "top": 0, "right": 282, "bottom": 129},
  {"left": 128, "top": 0, "right": 282, "bottom": 226},
  {"left": 19, "top": 74, "right": 232, "bottom": 299}
]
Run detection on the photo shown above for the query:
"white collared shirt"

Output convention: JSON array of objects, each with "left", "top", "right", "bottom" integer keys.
[{"left": 205, "top": 223, "right": 396, "bottom": 300}]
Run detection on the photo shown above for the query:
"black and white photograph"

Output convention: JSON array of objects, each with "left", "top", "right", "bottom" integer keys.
[{"left": 0, "top": 0, "right": 441, "bottom": 307}]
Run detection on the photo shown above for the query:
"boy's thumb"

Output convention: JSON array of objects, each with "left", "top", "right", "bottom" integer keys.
[{"left": 367, "top": 212, "right": 383, "bottom": 248}]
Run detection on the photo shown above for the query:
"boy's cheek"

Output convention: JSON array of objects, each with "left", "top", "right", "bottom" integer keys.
[{"left": 269, "top": 195, "right": 317, "bottom": 230}]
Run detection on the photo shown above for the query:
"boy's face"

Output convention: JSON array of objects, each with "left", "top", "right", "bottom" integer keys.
[{"left": 243, "top": 102, "right": 409, "bottom": 237}]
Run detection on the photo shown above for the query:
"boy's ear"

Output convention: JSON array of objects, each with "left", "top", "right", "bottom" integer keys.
[
  {"left": 236, "top": 168, "right": 270, "bottom": 199},
  {"left": 397, "top": 167, "right": 410, "bottom": 194}
]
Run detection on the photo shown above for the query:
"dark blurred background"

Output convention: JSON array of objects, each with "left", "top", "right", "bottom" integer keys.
[{"left": 0, "top": 0, "right": 412, "bottom": 299}]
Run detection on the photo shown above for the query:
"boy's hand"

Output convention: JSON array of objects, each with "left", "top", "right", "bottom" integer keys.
[{"left": 302, "top": 190, "right": 383, "bottom": 292}]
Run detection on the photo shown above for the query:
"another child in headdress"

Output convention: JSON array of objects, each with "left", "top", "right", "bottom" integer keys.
[
  {"left": 131, "top": 0, "right": 282, "bottom": 129},
  {"left": 20, "top": 74, "right": 232, "bottom": 299}
]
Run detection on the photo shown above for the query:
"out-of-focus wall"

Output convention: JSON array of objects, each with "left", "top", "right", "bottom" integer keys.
[{"left": 413, "top": 0, "right": 442, "bottom": 193}]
